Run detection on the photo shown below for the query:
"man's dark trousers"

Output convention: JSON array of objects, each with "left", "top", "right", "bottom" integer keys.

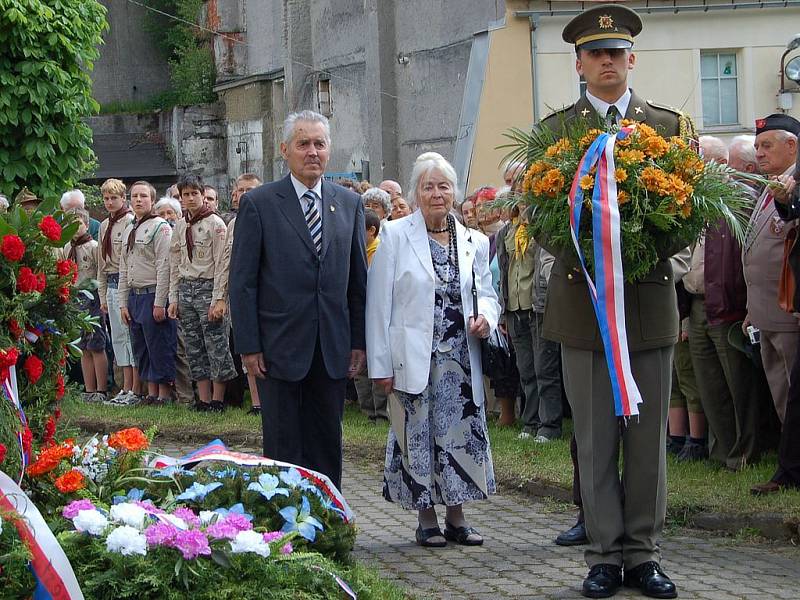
[{"left": 257, "top": 338, "right": 346, "bottom": 490}]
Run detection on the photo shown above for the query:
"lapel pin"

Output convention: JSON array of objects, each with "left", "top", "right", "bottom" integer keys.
[
  {"left": 634, "top": 106, "right": 644, "bottom": 114},
  {"left": 581, "top": 108, "right": 590, "bottom": 117},
  {"left": 330, "top": 205, "right": 335, "bottom": 212}
]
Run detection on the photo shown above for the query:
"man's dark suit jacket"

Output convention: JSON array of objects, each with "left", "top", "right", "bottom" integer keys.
[{"left": 229, "top": 174, "right": 367, "bottom": 382}]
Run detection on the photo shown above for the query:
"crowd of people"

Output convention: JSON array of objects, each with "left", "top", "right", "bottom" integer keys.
[{"left": 12, "top": 4, "right": 800, "bottom": 599}]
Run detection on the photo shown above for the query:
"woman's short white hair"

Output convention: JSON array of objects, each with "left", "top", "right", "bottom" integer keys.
[
  {"left": 154, "top": 196, "right": 182, "bottom": 218},
  {"left": 407, "top": 152, "right": 460, "bottom": 209},
  {"left": 282, "top": 110, "right": 331, "bottom": 145},
  {"left": 361, "top": 187, "right": 391, "bottom": 214},
  {"left": 0, "top": 195, "right": 8, "bottom": 210},
  {"left": 60, "top": 189, "right": 86, "bottom": 210}
]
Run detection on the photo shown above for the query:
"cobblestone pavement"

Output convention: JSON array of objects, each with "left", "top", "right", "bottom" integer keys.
[{"left": 344, "top": 460, "right": 800, "bottom": 600}]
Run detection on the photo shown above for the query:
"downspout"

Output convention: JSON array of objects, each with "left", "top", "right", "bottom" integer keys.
[{"left": 529, "top": 15, "right": 540, "bottom": 122}]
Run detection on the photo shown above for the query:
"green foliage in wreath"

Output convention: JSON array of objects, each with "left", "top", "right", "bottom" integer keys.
[{"left": 0, "top": 509, "right": 36, "bottom": 598}]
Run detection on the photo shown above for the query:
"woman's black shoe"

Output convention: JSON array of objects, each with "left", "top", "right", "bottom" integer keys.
[
  {"left": 415, "top": 525, "right": 447, "bottom": 547},
  {"left": 248, "top": 405, "right": 261, "bottom": 415},
  {"left": 555, "top": 520, "right": 588, "bottom": 546},
  {"left": 443, "top": 521, "right": 483, "bottom": 546}
]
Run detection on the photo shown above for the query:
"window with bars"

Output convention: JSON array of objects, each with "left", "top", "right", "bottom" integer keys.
[{"left": 701, "top": 52, "right": 739, "bottom": 127}]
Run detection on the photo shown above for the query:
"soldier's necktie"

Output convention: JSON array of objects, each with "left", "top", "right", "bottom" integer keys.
[
  {"left": 303, "top": 190, "right": 322, "bottom": 255},
  {"left": 606, "top": 105, "right": 620, "bottom": 127}
]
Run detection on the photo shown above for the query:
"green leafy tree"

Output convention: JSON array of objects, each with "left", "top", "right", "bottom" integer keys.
[{"left": 0, "top": 0, "right": 107, "bottom": 201}]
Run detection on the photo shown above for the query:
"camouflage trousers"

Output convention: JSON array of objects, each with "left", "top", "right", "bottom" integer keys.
[{"left": 178, "top": 278, "right": 237, "bottom": 382}]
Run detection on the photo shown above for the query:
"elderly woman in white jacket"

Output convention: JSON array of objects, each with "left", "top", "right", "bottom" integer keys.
[{"left": 366, "top": 152, "right": 500, "bottom": 548}]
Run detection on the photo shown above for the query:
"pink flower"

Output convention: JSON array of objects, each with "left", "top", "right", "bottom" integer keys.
[
  {"left": 224, "top": 513, "right": 253, "bottom": 533},
  {"left": 173, "top": 529, "right": 211, "bottom": 560},
  {"left": 280, "top": 542, "right": 293, "bottom": 555},
  {"left": 206, "top": 520, "right": 239, "bottom": 540},
  {"left": 144, "top": 522, "right": 179, "bottom": 547},
  {"left": 262, "top": 531, "right": 283, "bottom": 543},
  {"left": 134, "top": 500, "right": 165, "bottom": 515},
  {"left": 173, "top": 507, "right": 201, "bottom": 528},
  {"left": 63, "top": 499, "right": 95, "bottom": 519}
]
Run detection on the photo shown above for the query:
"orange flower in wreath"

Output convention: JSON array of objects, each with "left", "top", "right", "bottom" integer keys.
[
  {"left": 26, "top": 443, "right": 73, "bottom": 477},
  {"left": 54, "top": 469, "right": 85, "bottom": 493},
  {"left": 108, "top": 427, "right": 149, "bottom": 452}
]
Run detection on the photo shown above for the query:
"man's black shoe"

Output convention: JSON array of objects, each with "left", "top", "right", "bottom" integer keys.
[
  {"left": 556, "top": 521, "right": 588, "bottom": 546},
  {"left": 623, "top": 561, "right": 677, "bottom": 599},
  {"left": 582, "top": 564, "right": 622, "bottom": 598}
]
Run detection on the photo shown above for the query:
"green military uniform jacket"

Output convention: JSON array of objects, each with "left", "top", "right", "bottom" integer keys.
[{"left": 538, "top": 91, "right": 695, "bottom": 352}]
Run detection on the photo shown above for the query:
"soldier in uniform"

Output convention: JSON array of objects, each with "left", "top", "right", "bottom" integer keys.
[
  {"left": 538, "top": 5, "right": 693, "bottom": 598},
  {"left": 118, "top": 180, "right": 176, "bottom": 405},
  {"left": 97, "top": 178, "right": 138, "bottom": 405},
  {"left": 168, "top": 174, "right": 237, "bottom": 412}
]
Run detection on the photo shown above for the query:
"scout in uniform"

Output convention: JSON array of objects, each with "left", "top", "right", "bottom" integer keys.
[
  {"left": 62, "top": 208, "right": 109, "bottom": 403},
  {"left": 118, "top": 180, "right": 176, "bottom": 405},
  {"left": 168, "top": 174, "right": 236, "bottom": 412},
  {"left": 222, "top": 173, "right": 263, "bottom": 413},
  {"left": 97, "top": 178, "right": 138, "bottom": 405},
  {"left": 538, "top": 5, "right": 694, "bottom": 598}
]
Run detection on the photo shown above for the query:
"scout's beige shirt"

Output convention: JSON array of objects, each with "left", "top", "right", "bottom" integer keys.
[
  {"left": 97, "top": 213, "right": 134, "bottom": 300},
  {"left": 168, "top": 213, "right": 229, "bottom": 304},
  {"left": 219, "top": 216, "right": 237, "bottom": 301},
  {"left": 62, "top": 239, "right": 99, "bottom": 286},
  {"left": 118, "top": 216, "right": 172, "bottom": 308}
]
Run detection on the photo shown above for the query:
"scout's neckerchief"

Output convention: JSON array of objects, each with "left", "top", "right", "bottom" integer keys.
[
  {"left": 67, "top": 233, "right": 93, "bottom": 263},
  {"left": 569, "top": 124, "right": 642, "bottom": 418},
  {"left": 185, "top": 203, "right": 214, "bottom": 262},
  {"left": 101, "top": 207, "right": 132, "bottom": 260},
  {"left": 126, "top": 213, "right": 158, "bottom": 252}
]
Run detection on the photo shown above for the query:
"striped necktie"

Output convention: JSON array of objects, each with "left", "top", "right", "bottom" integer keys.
[{"left": 303, "top": 190, "right": 322, "bottom": 255}]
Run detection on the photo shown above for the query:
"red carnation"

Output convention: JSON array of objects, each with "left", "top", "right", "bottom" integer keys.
[
  {"left": 55, "top": 373, "right": 65, "bottom": 400},
  {"left": 38, "top": 215, "right": 62, "bottom": 241},
  {"left": 1, "top": 235, "right": 25, "bottom": 261},
  {"left": 56, "top": 259, "right": 78, "bottom": 284},
  {"left": 21, "top": 426, "right": 32, "bottom": 456},
  {"left": 7, "top": 319, "right": 23, "bottom": 340},
  {"left": 58, "top": 286, "right": 70, "bottom": 303},
  {"left": 43, "top": 416, "right": 56, "bottom": 445},
  {"left": 0, "top": 443, "right": 6, "bottom": 464},
  {"left": 23, "top": 355, "right": 44, "bottom": 384},
  {"left": 54, "top": 406, "right": 62, "bottom": 420},
  {"left": 17, "top": 267, "right": 39, "bottom": 293},
  {"left": 35, "top": 271, "right": 46, "bottom": 293},
  {"left": 0, "top": 347, "right": 19, "bottom": 369}
]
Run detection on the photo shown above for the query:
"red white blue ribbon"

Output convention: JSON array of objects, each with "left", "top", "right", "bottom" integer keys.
[
  {"left": 2, "top": 366, "right": 30, "bottom": 482},
  {"left": 568, "top": 126, "right": 643, "bottom": 417},
  {"left": 0, "top": 470, "right": 84, "bottom": 599},
  {"left": 148, "top": 439, "right": 354, "bottom": 522}
]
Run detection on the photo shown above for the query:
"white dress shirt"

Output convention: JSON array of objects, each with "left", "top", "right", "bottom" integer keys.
[
  {"left": 290, "top": 173, "right": 323, "bottom": 215},
  {"left": 586, "top": 88, "right": 632, "bottom": 122}
]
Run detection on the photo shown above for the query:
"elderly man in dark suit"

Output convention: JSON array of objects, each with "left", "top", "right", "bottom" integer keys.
[
  {"left": 229, "top": 110, "right": 367, "bottom": 491},
  {"left": 538, "top": 5, "right": 695, "bottom": 598}
]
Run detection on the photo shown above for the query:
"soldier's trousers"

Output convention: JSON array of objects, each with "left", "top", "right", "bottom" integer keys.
[{"left": 178, "top": 278, "right": 237, "bottom": 382}]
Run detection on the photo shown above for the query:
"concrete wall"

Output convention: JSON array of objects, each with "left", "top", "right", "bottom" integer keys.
[{"left": 92, "top": 0, "right": 171, "bottom": 106}]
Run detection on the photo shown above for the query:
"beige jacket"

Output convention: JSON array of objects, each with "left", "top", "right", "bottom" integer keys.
[
  {"left": 168, "top": 213, "right": 229, "bottom": 304},
  {"left": 118, "top": 217, "right": 172, "bottom": 308},
  {"left": 97, "top": 213, "right": 134, "bottom": 300}
]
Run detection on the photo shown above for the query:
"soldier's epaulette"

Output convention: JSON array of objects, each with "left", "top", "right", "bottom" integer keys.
[
  {"left": 541, "top": 103, "right": 576, "bottom": 122},
  {"left": 538, "top": 103, "right": 576, "bottom": 131},
  {"left": 645, "top": 99, "right": 683, "bottom": 116}
]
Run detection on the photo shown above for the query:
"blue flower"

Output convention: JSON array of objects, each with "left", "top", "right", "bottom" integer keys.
[
  {"left": 175, "top": 482, "right": 223, "bottom": 502},
  {"left": 319, "top": 496, "right": 346, "bottom": 520},
  {"left": 214, "top": 503, "right": 253, "bottom": 522},
  {"left": 280, "top": 468, "right": 319, "bottom": 494},
  {"left": 279, "top": 496, "right": 324, "bottom": 542},
  {"left": 152, "top": 465, "right": 195, "bottom": 479},
  {"left": 207, "top": 466, "right": 239, "bottom": 479},
  {"left": 112, "top": 488, "right": 145, "bottom": 505},
  {"left": 247, "top": 473, "right": 290, "bottom": 501}
]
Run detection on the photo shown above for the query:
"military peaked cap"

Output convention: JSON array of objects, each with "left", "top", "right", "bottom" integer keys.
[{"left": 562, "top": 4, "right": 642, "bottom": 51}]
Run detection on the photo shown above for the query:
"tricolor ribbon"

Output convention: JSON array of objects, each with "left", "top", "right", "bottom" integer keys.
[
  {"left": 0, "top": 470, "right": 84, "bottom": 600},
  {"left": 568, "top": 126, "right": 643, "bottom": 417},
  {"left": 2, "top": 366, "right": 30, "bottom": 482},
  {"left": 148, "top": 439, "right": 355, "bottom": 522}
]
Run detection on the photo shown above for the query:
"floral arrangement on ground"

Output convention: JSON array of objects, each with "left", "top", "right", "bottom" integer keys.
[
  {"left": 502, "top": 117, "right": 754, "bottom": 281},
  {"left": 16, "top": 426, "right": 369, "bottom": 598}
]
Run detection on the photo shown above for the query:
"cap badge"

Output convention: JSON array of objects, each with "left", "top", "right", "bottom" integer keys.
[
  {"left": 598, "top": 15, "right": 614, "bottom": 29},
  {"left": 755, "top": 118, "right": 766, "bottom": 129}
]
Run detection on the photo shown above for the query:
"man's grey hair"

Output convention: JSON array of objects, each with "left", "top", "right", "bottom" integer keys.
[
  {"left": 60, "top": 189, "right": 86, "bottom": 210},
  {"left": 771, "top": 129, "right": 798, "bottom": 145},
  {"left": 0, "top": 195, "right": 8, "bottom": 210},
  {"left": 699, "top": 135, "right": 729, "bottom": 163},
  {"left": 728, "top": 135, "right": 757, "bottom": 168},
  {"left": 282, "top": 110, "right": 331, "bottom": 145},
  {"left": 154, "top": 196, "right": 182, "bottom": 218},
  {"left": 361, "top": 187, "right": 391, "bottom": 214},
  {"left": 407, "top": 152, "right": 460, "bottom": 209}
]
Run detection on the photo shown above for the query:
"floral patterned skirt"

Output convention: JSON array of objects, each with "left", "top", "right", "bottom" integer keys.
[{"left": 383, "top": 346, "right": 496, "bottom": 510}]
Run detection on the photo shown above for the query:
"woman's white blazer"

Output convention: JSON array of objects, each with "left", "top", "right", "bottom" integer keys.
[{"left": 365, "top": 209, "right": 500, "bottom": 405}]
